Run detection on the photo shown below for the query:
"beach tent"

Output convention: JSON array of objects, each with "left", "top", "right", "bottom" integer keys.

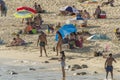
[
  {"left": 17, "top": 6, "right": 36, "bottom": 14},
  {"left": 60, "top": 6, "right": 79, "bottom": 13},
  {"left": 87, "top": 34, "right": 111, "bottom": 41},
  {"left": 55, "top": 24, "right": 77, "bottom": 41}
]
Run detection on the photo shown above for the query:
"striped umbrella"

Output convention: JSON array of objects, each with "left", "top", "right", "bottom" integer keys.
[
  {"left": 17, "top": 6, "right": 36, "bottom": 14},
  {"left": 14, "top": 10, "right": 33, "bottom": 18}
]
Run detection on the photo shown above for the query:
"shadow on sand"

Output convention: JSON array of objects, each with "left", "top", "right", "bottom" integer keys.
[
  {"left": 113, "top": 53, "right": 120, "bottom": 58},
  {"left": 86, "top": 26, "right": 100, "bottom": 29},
  {"left": 65, "top": 45, "right": 95, "bottom": 54}
]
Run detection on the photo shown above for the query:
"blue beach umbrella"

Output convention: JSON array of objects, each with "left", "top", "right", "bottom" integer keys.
[{"left": 55, "top": 24, "right": 77, "bottom": 41}]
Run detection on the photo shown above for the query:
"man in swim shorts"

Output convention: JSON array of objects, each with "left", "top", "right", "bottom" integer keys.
[
  {"left": 105, "top": 53, "right": 117, "bottom": 80},
  {"left": 37, "top": 33, "right": 48, "bottom": 57}
]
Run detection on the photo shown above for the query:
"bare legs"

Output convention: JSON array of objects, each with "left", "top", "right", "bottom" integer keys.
[
  {"left": 39, "top": 46, "right": 48, "bottom": 57},
  {"left": 106, "top": 71, "right": 108, "bottom": 80},
  {"left": 62, "top": 67, "right": 65, "bottom": 80},
  {"left": 106, "top": 71, "right": 113, "bottom": 80},
  {"left": 56, "top": 44, "right": 62, "bottom": 56}
]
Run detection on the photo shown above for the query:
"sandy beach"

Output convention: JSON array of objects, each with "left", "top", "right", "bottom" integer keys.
[{"left": 0, "top": 0, "right": 120, "bottom": 80}]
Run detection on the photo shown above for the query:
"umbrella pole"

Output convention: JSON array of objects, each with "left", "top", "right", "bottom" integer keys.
[{"left": 22, "top": 18, "right": 24, "bottom": 23}]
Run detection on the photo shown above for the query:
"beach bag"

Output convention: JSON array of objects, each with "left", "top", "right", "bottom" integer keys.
[{"left": 32, "top": 29, "right": 37, "bottom": 34}]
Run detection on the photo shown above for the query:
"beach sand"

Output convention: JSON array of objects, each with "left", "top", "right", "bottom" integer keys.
[{"left": 0, "top": 0, "right": 120, "bottom": 80}]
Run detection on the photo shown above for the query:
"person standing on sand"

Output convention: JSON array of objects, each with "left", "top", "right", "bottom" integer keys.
[
  {"left": 37, "top": 33, "right": 48, "bottom": 57},
  {"left": 56, "top": 31, "right": 62, "bottom": 56},
  {"left": 59, "top": 51, "right": 66, "bottom": 80},
  {"left": 105, "top": 53, "right": 117, "bottom": 80}
]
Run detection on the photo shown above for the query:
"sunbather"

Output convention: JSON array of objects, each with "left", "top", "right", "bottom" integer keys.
[
  {"left": 101, "top": 0, "right": 114, "bottom": 7},
  {"left": 16, "top": 34, "right": 25, "bottom": 45}
]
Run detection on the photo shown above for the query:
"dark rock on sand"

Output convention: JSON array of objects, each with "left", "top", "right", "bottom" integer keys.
[
  {"left": 49, "top": 57, "right": 59, "bottom": 60},
  {"left": 29, "top": 68, "right": 36, "bottom": 71},
  {"left": 72, "top": 64, "right": 82, "bottom": 69},
  {"left": 69, "top": 68, "right": 75, "bottom": 71},
  {"left": 117, "top": 70, "right": 120, "bottom": 72},
  {"left": 81, "top": 64, "right": 88, "bottom": 68},
  {"left": 9, "top": 71, "right": 18, "bottom": 75},
  {"left": 94, "top": 71, "right": 98, "bottom": 74},
  {"left": 44, "top": 61, "right": 49, "bottom": 63},
  {"left": 65, "top": 65, "right": 71, "bottom": 70},
  {"left": 73, "top": 72, "right": 87, "bottom": 75}
]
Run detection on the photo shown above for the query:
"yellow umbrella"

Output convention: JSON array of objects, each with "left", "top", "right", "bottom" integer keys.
[{"left": 14, "top": 10, "right": 34, "bottom": 18}]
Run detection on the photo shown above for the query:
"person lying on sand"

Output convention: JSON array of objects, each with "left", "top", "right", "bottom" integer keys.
[{"left": 101, "top": 0, "right": 114, "bottom": 7}]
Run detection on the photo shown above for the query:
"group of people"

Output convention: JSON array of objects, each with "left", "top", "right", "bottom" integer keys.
[
  {"left": 62, "top": 32, "right": 84, "bottom": 49},
  {"left": 2, "top": 1, "right": 118, "bottom": 80},
  {"left": 22, "top": 14, "right": 43, "bottom": 34}
]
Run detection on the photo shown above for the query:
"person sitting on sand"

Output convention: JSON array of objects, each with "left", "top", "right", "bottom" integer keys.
[
  {"left": 34, "top": 14, "right": 43, "bottom": 29},
  {"left": 16, "top": 34, "right": 25, "bottom": 45},
  {"left": 83, "top": 10, "right": 90, "bottom": 19},
  {"left": 24, "top": 22, "right": 33, "bottom": 34},
  {"left": 10, "top": 38, "right": 18, "bottom": 46},
  {"left": 105, "top": 53, "right": 117, "bottom": 80},
  {"left": 75, "top": 32, "right": 83, "bottom": 48},
  {"left": 93, "top": 6, "right": 101, "bottom": 19},
  {"left": 37, "top": 33, "right": 48, "bottom": 57},
  {"left": 69, "top": 33, "right": 76, "bottom": 49},
  {"left": 37, "top": 4, "right": 44, "bottom": 13}
]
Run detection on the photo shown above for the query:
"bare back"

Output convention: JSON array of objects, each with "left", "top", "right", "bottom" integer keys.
[{"left": 106, "top": 57, "right": 115, "bottom": 66}]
